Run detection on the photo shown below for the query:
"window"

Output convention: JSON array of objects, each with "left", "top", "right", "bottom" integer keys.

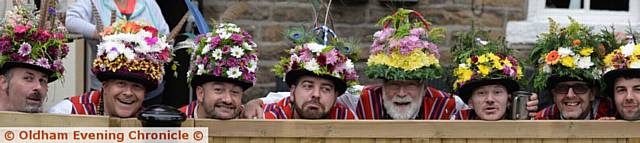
[{"left": 506, "top": 0, "right": 640, "bottom": 44}]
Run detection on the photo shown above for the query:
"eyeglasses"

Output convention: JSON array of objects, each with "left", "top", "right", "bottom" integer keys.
[{"left": 551, "top": 83, "right": 591, "bottom": 95}]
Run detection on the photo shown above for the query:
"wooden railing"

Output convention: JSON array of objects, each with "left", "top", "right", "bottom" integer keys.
[{"left": 1, "top": 112, "right": 639, "bottom": 143}]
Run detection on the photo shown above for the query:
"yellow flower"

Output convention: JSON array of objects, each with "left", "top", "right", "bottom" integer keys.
[
  {"left": 454, "top": 67, "right": 474, "bottom": 89},
  {"left": 603, "top": 52, "right": 615, "bottom": 66},
  {"left": 368, "top": 50, "right": 438, "bottom": 71},
  {"left": 516, "top": 67, "right": 523, "bottom": 79},
  {"left": 633, "top": 45, "right": 640, "bottom": 56},
  {"left": 560, "top": 56, "right": 575, "bottom": 68},
  {"left": 477, "top": 55, "right": 488, "bottom": 63},
  {"left": 477, "top": 64, "right": 490, "bottom": 76},
  {"left": 492, "top": 60, "right": 504, "bottom": 69},
  {"left": 502, "top": 59, "right": 513, "bottom": 67},
  {"left": 487, "top": 53, "right": 500, "bottom": 61},
  {"left": 579, "top": 48, "right": 594, "bottom": 56}
]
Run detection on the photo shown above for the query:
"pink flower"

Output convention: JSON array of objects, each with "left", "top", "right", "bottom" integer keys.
[
  {"left": 222, "top": 45, "right": 231, "bottom": 54},
  {"left": 325, "top": 50, "right": 338, "bottom": 65},
  {"left": 36, "top": 58, "right": 50, "bottom": 69},
  {"left": 14, "top": 26, "right": 28, "bottom": 33},
  {"left": 230, "top": 34, "right": 244, "bottom": 45},
  {"left": 410, "top": 28, "right": 425, "bottom": 36},
  {"left": 399, "top": 36, "right": 421, "bottom": 55},
  {"left": 424, "top": 41, "right": 440, "bottom": 58},
  {"left": 18, "top": 42, "right": 32, "bottom": 56},
  {"left": 145, "top": 37, "right": 158, "bottom": 46},
  {"left": 370, "top": 41, "right": 383, "bottom": 54},
  {"left": 374, "top": 28, "right": 395, "bottom": 42}
]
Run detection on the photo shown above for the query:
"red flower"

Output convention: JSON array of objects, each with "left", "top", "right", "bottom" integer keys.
[
  {"left": 317, "top": 54, "right": 327, "bottom": 66},
  {"left": 143, "top": 26, "right": 158, "bottom": 37},
  {"left": 471, "top": 55, "right": 478, "bottom": 63}
]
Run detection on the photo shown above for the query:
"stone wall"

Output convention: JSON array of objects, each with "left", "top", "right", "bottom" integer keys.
[{"left": 202, "top": 0, "right": 528, "bottom": 102}]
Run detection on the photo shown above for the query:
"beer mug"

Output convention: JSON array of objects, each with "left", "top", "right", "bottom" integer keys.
[{"left": 511, "top": 91, "right": 532, "bottom": 120}]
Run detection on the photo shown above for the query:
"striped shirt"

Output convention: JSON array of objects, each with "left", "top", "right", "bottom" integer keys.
[
  {"left": 179, "top": 101, "right": 198, "bottom": 118},
  {"left": 263, "top": 96, "right": 357, "bottom": 119},
  {"left": 355, "top": 84, "right": 457, "bottom": 120},
  {"left": 452, "top": 109, "right": 479, "bottom": 120},
  {"left": 68, "top": 91, "right": 102, "bottom": 115},
  {"left": 534, "top": 96, "right": 616, "bottom": 120}
]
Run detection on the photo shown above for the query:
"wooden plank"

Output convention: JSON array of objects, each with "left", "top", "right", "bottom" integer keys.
[
  {"left": 225, "top": 137, "right": 250, "bottom": 143},
  {"left": 117, "top": 118, "right": 194, "bottom": 127},
  {"left": 442, "top": 139, "right": 466, "bottom": 143},
  {"left": 467, "top": 139, "right": 491, "bottom": 143},
  {"left": 567, "top": 139, "right": 591, "bottom": 143},
  {"left": 541, "top": 139, "right": 566, "bottom": 143},
  {"left": 301, "top": 138, "right": 324, "bottom": 143},
  {"left": 350, "top": 138, "right": 376, "bottom": 143},
  {"left": 376, "top": 138, "right": 401, "bottom": 143},
  {"left": 275, "top": 137, "right": 300, "bottom": 143},
  {"left": 618, "top": 138, "right": 627, "bottom": 143},
  {"left": 629, "top": 138, "right": 640, "bottom": 143},
  {"left": 0, "top": 112, "right": 109, "bottom": 127},
  {"left": 326, "top": 138, "right": 350, "bottom": 143},
  {"left": 195, "top": 119, "right": 640, "bottom": 138},
  {"left": 399, "top": 138, "right": 413, "bottom": 143},
  {"left": 250, "top": 137, "right": 274, "bottom": 143},
  {"left": 518, "top": 139, "right": 542, "bottom": 143},
  {"left": 211, "top": 137, "right": 225, "bottom": 143},
  {"left": 593, "top": 139, "right": 621, "bottom": 143}
]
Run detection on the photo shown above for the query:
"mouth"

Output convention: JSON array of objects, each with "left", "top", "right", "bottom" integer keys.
[
  {"left": 26, "top": 96, "right": 42, "bottom": 104},
  {"left": 483, "top": 106, "right": 497, "bottom": 113},
  {"left": 393, "top": 102, "right": 411, "bottom": 106},
  {"left": 622, "top": 103, "right": 638, "bottom": 110},
  {"left": 562, "top": 101, "right": 581, "bottom": 109},
  {"left": 116, "top": 97, "right": 136, "bottom": 105},
  {"left": 215, "top": 104, "right": 236, "bottom": 111}
]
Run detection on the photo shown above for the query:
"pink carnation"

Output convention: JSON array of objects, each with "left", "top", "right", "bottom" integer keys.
[{"left": 14, "top": 26, "right": 28, "bottom": 33}]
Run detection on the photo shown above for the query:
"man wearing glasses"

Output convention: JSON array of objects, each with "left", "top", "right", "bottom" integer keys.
[{"left": 530, "top": 19, "right": 615, "bottom": 120}]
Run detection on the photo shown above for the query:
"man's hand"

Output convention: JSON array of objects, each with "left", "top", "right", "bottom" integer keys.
[
  {"left": 241, "top": 99, "right": 264, "bottom": 119},
  {"left": 526, "top": 93, "right": 539, "bottom": 117}
]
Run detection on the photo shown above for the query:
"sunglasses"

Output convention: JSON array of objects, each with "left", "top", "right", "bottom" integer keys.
[{"left": 551, "top": 83, "right": 591, "bottom": 95}]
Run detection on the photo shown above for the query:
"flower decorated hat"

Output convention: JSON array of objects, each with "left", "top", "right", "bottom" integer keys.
[
  {"left": 273, "top": 26, "right": 359, "bottom": 95},
  {"left": 92, "top": 20, "right": 171, "bottom": 91},
  {"left": 366, "top": 8, "right": 446, "bottom": 80},
  {"left": 0, "top": 3, "right": 69, "bottom": 82},
  {"left": 187, "top": 23, "right": 258, "bottom": 90},
  {"left": 529, "top": 18, "right": 603, "bottom": 91},
  {"left": 452, "top": 30, "right": 523, "bottom": 102}
]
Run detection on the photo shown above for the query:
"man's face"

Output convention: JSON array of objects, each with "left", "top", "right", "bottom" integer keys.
[
  {"left": 382, "top": 80, "right": 424, "bottom": 120},
  {"left": 469, "top": 84, "right": 510, "bottom": 121},
  {"left": 0, "top": 68, "right": 49, "bottom": 113},
  {"left": 102, "top": 79, "right": 146, "bottom": 117},
  {"left": 291, "top": 76, "right": 337, "bottom": 119},
  {"left": 551, "top": 81, "right": 595, "bottom": 119},
  {"left": 196, "top": 81, "right": 243, "bottom": 120},
  {"left": 613, "top": 77, "right": 640, "bottom": 120}
]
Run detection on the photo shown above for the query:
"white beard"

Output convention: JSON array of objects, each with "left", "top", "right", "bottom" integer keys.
[{"left": 383, "top": 95, "right": 423, "bottom": 120}]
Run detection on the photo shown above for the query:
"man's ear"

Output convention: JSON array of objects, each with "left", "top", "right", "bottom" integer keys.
[
  {"left": 0, "top": 75, "right": 7, "bottom": 92},
  {"left": 196, "top": 85, "right": 205, "bottom": 104},
  {"left": 467, "top": 97, "right": 474, "bottom": 107}
]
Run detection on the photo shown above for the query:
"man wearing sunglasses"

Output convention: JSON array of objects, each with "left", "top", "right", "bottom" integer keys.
[
  {"left": 534, "top": 79, "right": 606, "bottom": 120},
  {"left": 530, "top": 19, "right": 615, "bottom": 120}
]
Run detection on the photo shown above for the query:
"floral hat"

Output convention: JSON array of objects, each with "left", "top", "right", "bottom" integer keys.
[
  {"left": 603, "top": 39, "right": 640, "bottom": 95},
  {"left": 0, "top": 4, "right": 69, "bottom": 82},
  {"left": 366, "top": 8, "right": 446, "bottom": 81},
  {"left": 452, "top": 30, "right": 523, "bottom": 102},
  {"left": 92, "top": 19, "right": 171, "bottom": 91},
  {"left": 187, "top": 23, "right": 258, "bottom": 90},
  {"left": 529, "top": 18, "right": 604, "bottom": 91},
  {"left": 273, "top": 26, "right": 358, "bottom": 95}
]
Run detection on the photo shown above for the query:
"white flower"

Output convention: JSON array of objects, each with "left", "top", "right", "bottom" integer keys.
[
  {"left": 476, "top": 38, "right": 489, "bottom": 45},
  {"left": 196, "top": 64, "right": 206, "bottom": 75},
  {"left": 575, "top": 56, "right": 594, "bottom": 69},
  {"left": 558, "top": 47, "right": 574, "bottom": 57},
  {"left": 136, "top": 30, "right": 152, "bottom": 38},
  {"left": 543, "top": 64, "right": 552, "bottom": 73},
  {"left": 230, "top": 46, "right": 244, "bottom": 58},
  {"left": 630, "top": 61, "right": 640, "bottom": 68},
  {"left": 211, "top": 49, "right": 223, "bottom": 60},
  {"left": 242, "top": 42, "right": 253, "bottom": 50},
  {"left": 201, "top": 44, "right": 211, "bottom": 54},
  {"left": 306, "top": 43, "right": 326, "bottom": 54},
  {"left": 123, "top": 48, "right": 135, "bottom": 61},
  {"left": 248, "top": 60, "right": 257, "bottom": 72},
  {"left": 621, "top": 43, "right": 636, "bottom": 57},
  {"left": 226, "top": 67, "right": 242, "bottom": 78},
  {"left": 304, "top": 58, "right": 320, "bottom": 71},
  {"left": 219, "top": 31, "right": 232, "bottom": 39},
  {"left": 345, "top": 59, "right": 355, "bottom": 70},
  {"left": 458, "top": 63, "right": 468, "bottom": 68}
]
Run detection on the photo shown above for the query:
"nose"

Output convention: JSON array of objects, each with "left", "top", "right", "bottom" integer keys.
[
  {"left": 310, "top": 86, "right": 321, "bottom": 99},
  {"left": 485, "top": 94, "right": 496, "bottom": 105},
  {"left": 566, "top": 88, "right": 577, "bottom": 98},
  {"left": 397, "top": 87, "right": 408, "bottom": 98},
  {"left": 625, "top": 92, "right": 635, "bottom": 102},
  {"left": 220, "top": 92, "right": 233, "bottom": 104}
]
